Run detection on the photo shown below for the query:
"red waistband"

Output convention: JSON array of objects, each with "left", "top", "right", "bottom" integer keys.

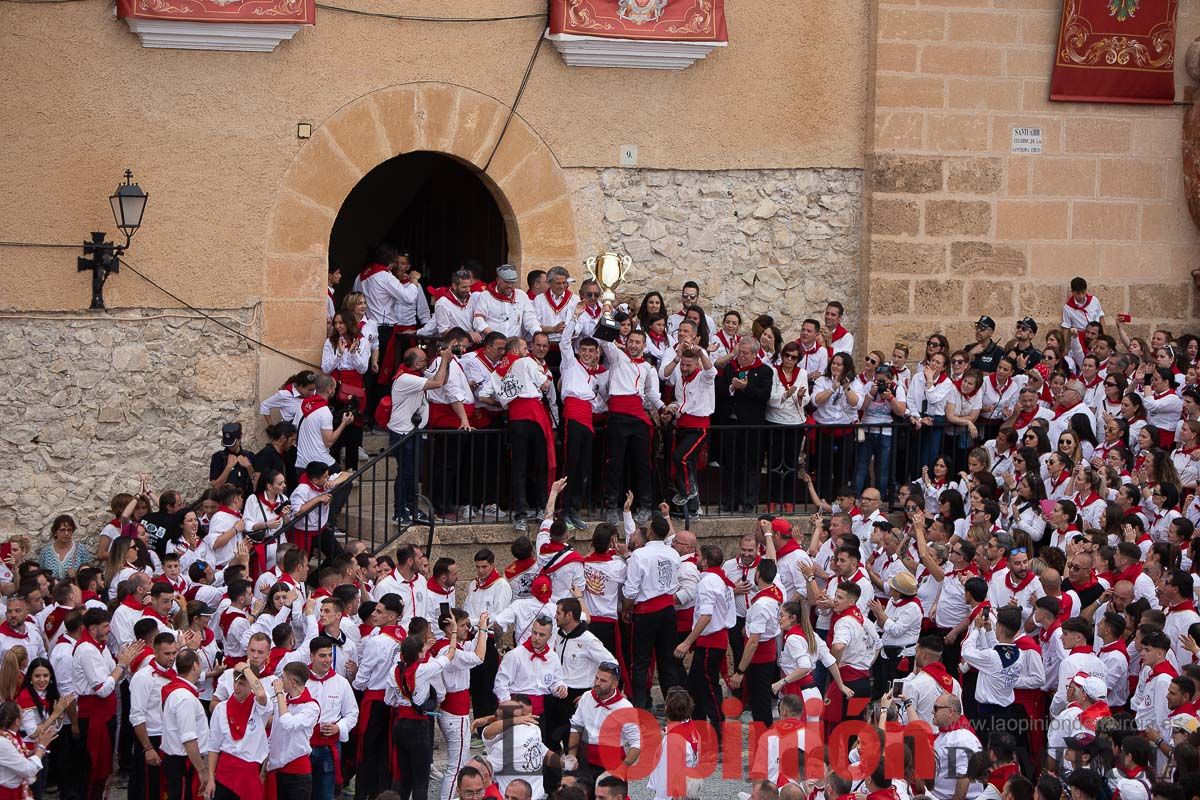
[
  {"left": 749, "top": 637, "right": 778, "bottom": 664},
  {"left": 589, "top": 616, "right": 619, "bottom": 624},
  {"left": 633, "top": 594, "right": 675, "bottom": 614},
  {"left": 695, "top": 629, "right": 729, "bottom": 649},
  {"left": 839, "top": 666, "right": 871, "bottom": 681},
  {"left": 609, "top": 395, "right": 651, "bottom": 425},
  {"left": 78, "top": 692, "right": 117, "bottom": 720},
  {"left": 585, "top": 743, "right": 626, "bottom": 767},
  {"left": 442, "top": 689, "right": 471, "bottom": 716},
  {"left": 678, "top": 413, "right": 710, "bottom": 429},
  {"left": 676, "top": 606, "right": 695, "bottom": 633},
  {"left": 277, "top": 755, "right": 312, "bottom": 775},
  {"left": 429, "top": 402, "right": 474, "bottom": 429},
  {"left": 563, "top": 397, "right": 595, "bottom": 432},
  {"left": 394, "top": 704, "right": 428, "bottom": 721},
  {"left": 331, "top": 369, "right": 364, "bottom": 388}
]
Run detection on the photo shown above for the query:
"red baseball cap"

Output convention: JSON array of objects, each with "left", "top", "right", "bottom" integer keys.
[
  {"left": 771, "top": 518, "right": 793, "bottom": 536},
  {"left": 531, "top": 575, "right": 552, "bottom": 603}
]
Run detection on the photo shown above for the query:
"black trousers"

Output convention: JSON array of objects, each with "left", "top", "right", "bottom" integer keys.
[
  {"left": 331, "top": 407, "right": 364, "bottom": 471},
  {"left": 430, "top": 429, "right": 464, "bottom": 514},
  {"left": 871, "top": 650, "right": 914, "bottom": 701},
  {"left": 671, "top": 427, "right": 707, "bottom": 499},
  {"left": 563, "top": 420, "right": 594, "bottom": 514},
  {"left": 745, "top": 661, "right": 778, "bottom": 728},
  {"left": 766, "top": 425, "right": 804, "bottom": 504},
  {"left": 129, "top": 733, "right": 162, "bottom": 800},
  {"left": 55, "top": 726, "right": 84, "bottom": 800},
  {"left": 469, "top": 637, "right": 501, "bottom": 721},
  {"left": 509, "top": 420, "right": 548, "bottom": 519},
  {"left": 721, "top": 429, "right": 764, "bottom": 510},
  {"left": 630, "top": 607, "right": 682, "bottom": 709},
  {"left": 163, "top": 754, "right": 197, "bottom": 800},
  {"left": 603, "top": 414, "right": 653, "bottom": 511},
  {"left": 543, "top": 688, "right": 587, "bottom": 752},
  {"left": 354, "top": 700, "right": 392, "bottom": 800},
  {"left": 729, "top": 618, "right": 746, "bottom": 669},
  {"left": 391, "top": 716, "right": 434, "bottom": 800},
  {"left": 275, "top": 771, "right": 314, "bottom": 800},
  {"left": 119, "top": 681, "right": 135, "bottom": 773},
  {"left": 687, "top": 646, "right": 727, "bottom": 733}
]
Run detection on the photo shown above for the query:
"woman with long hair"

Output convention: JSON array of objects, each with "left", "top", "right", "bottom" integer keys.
[
  {"left": 15, "top": 658, "right": 70, "bottom": 799},
  {"left": 641, "top": 313, "right": 672, "bottom": 367},
  {"left": 1150, "top": 484, "right": 1182, "bottom": 543},
  {"left": 391, "top": 629, "right": 457, "bottom": 800},
  {"left": 259, "top": 369, "right": 317, "bottom": 426},
  {"left": 766, "top": 341, "right": 808, "bottom": 511},
  {"left": 242, "top": 470, "right": 291, "bottom": 579},
  {"left": 1045, "top": 499, "right": 1082, "bottom": 551},
  {"left": 772, "top": 600, "right": 849, "bottom": 721},
  {"left": 0, "top": 700, "right": 56, "bottom": 800},
  {"left": 1123, "top": 393, "right": 1149, "bottom": 452},
  {"left": 104, "top": 537, "right": 154, "bottom": 597},
  {"left": 635, "top": 291, "right": 665, "bottom": 333},
  {"left": 1009, "top": 471, "right": 1048, "bottom": 543},
  {"left": 1099, "top": 372, "right": 1128, "bottom": 420},
  {"left": 909, "top": 351, "right": 953, "bottom": 472},
  {"left": 921, "top": 334, "right": 949, "bottom": 369},
  {"left": 683, "top": 306, "right": 711, "bottom": 350},
  {"left": 0, "top": 648, "right": 28, "bottom": 704},
  {"left": 1057, "top": 430, "right": 1086, "bottom": 469},
  {"left": 248, "top": 582, "right": 297, "bottom": 641},
  {"left": 1093, "top": 416, "right": 1129, "bottom": 469},
  {"left": 711, "top": 310, "right": 742, "bottom": 369},
  {"left": 758, "top": 324, "right": 783, "bottom": 367},
  {"left": 322, "top": 310, "right": 370, "bottom": 470},
  {"left": 1171, "top": 420, "right": 1200, "bottom": 493},
  {"left": 937, "top": 486, "right": 969, "bottom": 540}
]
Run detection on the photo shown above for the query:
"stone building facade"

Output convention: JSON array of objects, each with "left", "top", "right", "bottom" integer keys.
[{"left": 3, "top": 0, "right": 1200, "bottom": 541}]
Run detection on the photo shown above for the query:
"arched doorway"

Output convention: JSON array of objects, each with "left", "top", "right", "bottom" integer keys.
[{"left": 329, "top": 151, "right": 509, "bottom": 295}]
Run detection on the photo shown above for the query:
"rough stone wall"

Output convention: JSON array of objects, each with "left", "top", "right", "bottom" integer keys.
[
  {"left": 568, "top": 168, "right": 865, "bottom": 336},
  {"left": 865, "top": 1, "right": 1200, "bottom": 355},
  {"left": 0, "top": 312, "right": 261, "bottom": 548}
]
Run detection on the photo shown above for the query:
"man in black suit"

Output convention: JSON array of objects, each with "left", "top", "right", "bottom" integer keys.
[{"left": 715, "top": 337, "right": 773, "bottom": 512}]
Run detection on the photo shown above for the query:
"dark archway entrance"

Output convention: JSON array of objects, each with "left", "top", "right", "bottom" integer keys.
[{"left": 329, "top": 151, "right": 509, "bottom": 297}]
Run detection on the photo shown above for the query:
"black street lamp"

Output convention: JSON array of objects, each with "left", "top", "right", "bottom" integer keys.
[{"left": 77, "top": 170, "right": 149, "bottom": 310}]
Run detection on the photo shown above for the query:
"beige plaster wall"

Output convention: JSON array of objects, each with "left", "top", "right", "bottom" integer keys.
[
  {"left": 0, "top": 0, "right": 868, "bottom": 316},
  {"left": 863, "top": 0, "right": 1200, "bottom": 354}
]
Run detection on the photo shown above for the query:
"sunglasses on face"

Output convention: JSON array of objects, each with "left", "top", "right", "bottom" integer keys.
[
  {"left": 682, "top": 293, "right": 698, "bottom": 300},
  {"left": 952, "top": 359, "right": 967, "bottom": 365},
  {"left": 584, "top": 292, "right": 599, "bottom": 298}
]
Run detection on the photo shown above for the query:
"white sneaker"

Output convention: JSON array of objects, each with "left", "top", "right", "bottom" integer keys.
[
  {"left": 457, "top": 505, "right": 479, "bottom": 521},
  {"left": 357, "top": 447, "right": 370, "bottom": 461}
]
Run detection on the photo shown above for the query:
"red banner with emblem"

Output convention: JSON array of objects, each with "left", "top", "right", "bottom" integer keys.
[
  {"left": 116, "top": 0, "right": 314, "bottom": 25},
  {"left": 549, "top": 0, "right": 727, "bottom": 42},
  {"left": 1050, "top": 0, "right": 1178, "bottom": 105}
]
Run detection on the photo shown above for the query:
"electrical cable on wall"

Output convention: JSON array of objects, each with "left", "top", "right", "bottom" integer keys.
[
  {"left": 483, "top": 27, "right": 547, "bottom": 173},
  {"left": 0, "top": 240, "right": 320, "bottom": 368}
]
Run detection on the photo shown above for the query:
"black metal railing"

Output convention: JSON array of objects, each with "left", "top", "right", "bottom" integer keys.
[{"left": 324, "top": 419, "right": 986, "bottom": 531}]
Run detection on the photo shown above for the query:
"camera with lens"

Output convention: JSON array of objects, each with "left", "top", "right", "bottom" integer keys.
[
  {"left": 450, "top": 344, "right": 463, "bottom": 357},
  {"left": 874, "top": 365, "right": 894, "bottom": 396}
]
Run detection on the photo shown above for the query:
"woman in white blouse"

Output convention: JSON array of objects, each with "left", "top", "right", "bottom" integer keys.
[
  {"left": 811, "top": 352, "right": 860, "bottom": 425},
  {"left": 908, "top": 352, "right": 953, "bottom": 471},
  {"left": 241, "top": 470, "right": 291, "bottom": 576},
  {"left": 247, "top": 583, "right": 297, "bottom": 643},
  {"left": 15, "top": 658, "right": 71, "bottom": 798},
  {"left": 259, "top": 371, "right": 317, "bottom": 426},
  {"left": 0, "top": 701, "right": 55, "bottom": 800},
  {"left": 765, "top": 343, "right": 808, "bottom": 510},
  {"left": 322, "top": 311, "right": 371, "bottom": 470}
]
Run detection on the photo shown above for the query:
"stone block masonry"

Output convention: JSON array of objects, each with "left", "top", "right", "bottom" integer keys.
[
  {"left": 0, "top": 312, "right": 262, "bottom": 547},
  {"left": 570, "top": 167, "right": 864, "bottom": 335}
]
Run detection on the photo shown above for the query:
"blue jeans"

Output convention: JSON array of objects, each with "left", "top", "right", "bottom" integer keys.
[
  {"left": 390, "top": 431, "right": 422, "bottom": 519},
  {"left": 918, "top": 415, "right": 946, "bottom": 473},
  {"left": 854, "top": 430, "right": 894, "bottom": 499},
  {"left": 311, "top": 744, "right": 337, "bottom": 800}
]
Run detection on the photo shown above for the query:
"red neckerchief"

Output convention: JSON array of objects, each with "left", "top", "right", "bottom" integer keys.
[
  {"left": 955, "top": 379, "right": 981, "bottom": 400},
  {"left": 716, "top": 331, "right": 740, "bottom": 352},
  {"left": 486, "top": 282, "right": 516, "bottom": 303},
  {"left": 287, "top": 688, "right": 317, "bottom": 707},
  {"left": 1004, "top": 568, "right": 1035, "bottom": 593},
  {"left": 127, "top": 646, "right": 154, "bottom": 674},
  {"left": 120, "top": 594, "right": 144, "bottom": 612},
  {"left": 439, "top": 288, "right": 470, "bottom": 308},
  {"left": 827, "top": 606, "right": 864, "bottom": 646},
  {"left": 827, "top": 324, "right": 849, "bottom": 351},
  {"left": 1069, "top": 645, "right": 1093, "bottom": 655},
  {"left": 493, "top": 353, "right": 523, "bottom": 378},
  {"left": 1066, "top": 293, "right": 1094, "bottom": 311},
  {"left": 920, "top": 662, "right": 957, "bottom": 693},
  {"left": 1082, "top": 374, "right": 1103, "bottom": 390},
  {"left": 220, "top": 607, "right": 248, "bottom": 636},
  {"left": 265, "top": 647, "right": 289, "bottom": 676},
  {"left": 1115, "top": 561, "right": 1143, "bottom": 583},
  {"left": 582, "top": 551, "right": 616, "bottom": 563},
  {"left": 161, "top": 677, "right": 199, "bottom": 708},
  {"left": 1154, "top": 388, "right": 1177, "bottom": 401},
  {"left": 257, "top": 493, "right": 280, "bottom": 513},
  {"left": 505, "top": 557, "right": 537, "bottom": 580},
  {"left": 945, "top": 562, "right": 979, "bottom": 579},
  {"left": 1013, "top": 406, "right": 1039, "bottom": 430},
  {"left": 522, "top": 639, "right": 549, "bottom": 662},
  {"left": 968, "top": 601, "right": 991, "bottom": 623},
  {"left": 1170, "top": 600, "right": 1199, "bottom": 614},
  {"left": 593, "top": 688, "right": 626, "bottom": 709},
  {"left": 358, "top": 262, "right": 390, "bottom": 281},
  {"left": 300, "top": 395, "right": 329, "bottom": 418},
  {"left": 544, "top": 289, "right": 572, "bottom": 313},
  {"left": 752, "top": 584, "right": 784, "bottom": 604},
  {"left": 582, "top": 303, "right": 601, "bottom": 319},
  {"left": 1099, "top": 639, "right": 1129, "bottom": 663},
  {"left": 988, "top": 763, "right": 1020, "bottom": 793},
  {"left": 142, "top": 605, "right": 172, "bottom": 626},
  {"left": 539, "top": 541, "right": 584, "bottom": 573},
  {"left": 1071, "top": 569, "right": 1100, "bottom": 592},
  {"left": 378, "top": 624, "right": 406, "bottom": 643},
  {"left": 1053, "top": 401, "right": 1084, "bottom": 420},
  {"left": 776, "top": 365, "right": 800, "bottom": 390},
  {"left": 937, "top": 714, "right": 976, "bottom": 735},
  {"left": 0, "top": 622, "right": 29, "bottom": 641},
  {"left": 647, "top": 330, "right": 668, "bottom": 347},
  {"left": 982, "top": 557, "right": 1007, "bottom": 582},
  {"left": 1150, "top": 661, "right": 1180, "bottom": 680},
  {"left": 988, "top": 373, "right": 1011, "bottom": 394},
  {"left": 1039, "top": 618, "right": 1062, "bottom": 644},
  {"left": 774, "top": 537, "right": 800, "bottom": 559},
  {"left": 799, "top": 340, "right": 820, "bottom": 357},
  {"left": 894, "top": 596, "right": 924, "bottom": 616},
  {"left": 476, "top": 569, "right": 502, "bottom": 590},
  {"left": 1047, "top": 470, "right": 1071, "bottom": 492},
  {"left": 426, "top": 577, "right": 455, "bottom": 598},
  {"left": 736, "top": 556, "right": 762, "bottom": 583},
  {"left": 704, "top": 567, "right": 738, "bottom": 590},
  {"left": 867, "top": 789, "right": 898, "bottom": 800},
  {"left": 732, "top": 357, "right": 764, "bottom": 373},
  {"left": 680, "top": 366, "right": 702, "bottom": 384},
  {"left": 309, "top": 669, "right": 336, "bottom": 683},
  {"left": 225, "top": 691, "right": 256, "bottom": 741},
  {"left": 312, "top": 587, "right": 332, "bottom": 600},
  {"left": 1073, "top": 492, "right": 1101, "bottom": 509}
]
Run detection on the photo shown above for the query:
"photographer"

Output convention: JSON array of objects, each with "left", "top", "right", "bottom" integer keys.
[
  {"left": 853, "top": 352, "right": 908, "bottom": 500},
  {"left": 425, "top": 329, "right": 475, "bottom": 521},
  {"left": 388, "top": 343, "right": 452, "bottom": 529}
]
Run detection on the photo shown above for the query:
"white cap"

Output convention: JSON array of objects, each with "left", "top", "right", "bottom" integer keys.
[
  {"left": 1071, "top": 673, "right": 1108, "bottom": 700},
  {"left": 1115, "top": 780, "right": 1148, "bottom": 800}
]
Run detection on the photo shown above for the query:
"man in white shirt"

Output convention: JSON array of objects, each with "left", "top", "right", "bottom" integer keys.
[
  {"left": 869, "top": 571, "right": 923, "bottom": 701},
  {"left": 491, "top": 337, "right": 556, "bottom": 532},
  {"left": 661, "top": 345, "right": 717, "bottom": 513},
  {"left": 545, "top": 597, "right": 617, "bottom": 754},
  {"left": 674, "top": 544, "right": 736, "bottom": 732},
  {"left": 565, "top": 663, "right": 641, "bottom": 780},
  {"left": 820, "top": 301, "right": 855, "bottom": 358},
  {"left": 0, "top": 594, "right": 46, "bottom": 662},
  {"left": 494, "top": 616, "right": 568, "bottom": 722},
  {"left": 623, "top": 517, "right": 683, "bottom": 709},
  {"left": 295, "top": 373, "right": 355, "bottom": 469},
  {"left": 530, "top": 266, "right": 576, "bottom": 355},
  {"left": 129, "top": 631, "right": 178, "bottom": 800},
  {"left": 110, "top": 572, "right": 152, "bottom": 649},
  {"left": 559, "top": 310, "right": 609, "bottom": 531},
  {"left": 917, "top": 693, "right": 982, "bottom": 800},
  {"left": 823, "top": 581, "right": 877, "bottom": 728},
  {"left": 307, "top": 637, "right": 359, "bottom": 800},
  {"left": 599, "top": 328, "right": 663, "bottom": 524},
  {"left": 387, "top": 344, "right": 452, "bottom": 527},
  {"left": 74, "top": 608, "right": 141, "bottom": 800},
  {"left": 729, "top": 559, "right": 783, "bottom": 728},
  {"left": 482, "top": 697, "right": 555, "bottom": 798},
  {"left": 1133, "top": 631, "right": 1175, "bottom": 738},
  {"left": 161, "top": 648, "right": 210, "bottom": 800},
  {"left": 267, "top": 662, "right": 322, "bottom": 795},
  {"left": 1162, "top": 570, "right": 1200, "bottom": 666},
  {"left": 206, "top": 662, "right": 271, "bottom": 800},
  {"left": 1049, "top": 618, "right": 1110, "bottom": 716},
  {"left": 469, "top": 264, "right": 541, "bottom": 340},
  {"left": 423, "top": 269, "right": 477, "bottom": 338},
  {"left": 349, "top": 594, "right": 405, "bottom": 800},
  {"left": 665, "top": 281, "right": 716, "bottom": 339}
]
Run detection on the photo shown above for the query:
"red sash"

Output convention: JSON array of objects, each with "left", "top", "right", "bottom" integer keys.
[
  {"left": 216, "top": 753, "right": 263, "bottom": 800},
  {"left": 508, "top": 396, "right": 556, "bottom": 492},
  {"left": 609, "top": 394, "right": 652, "bottom": 426},
  {"left": 563, "top": 396, "right": 595, "bottom": 432}
]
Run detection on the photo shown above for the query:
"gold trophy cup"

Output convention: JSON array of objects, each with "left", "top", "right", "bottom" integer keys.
[{"left": 584, "top": 250, "right": 632, "bottom": 342}]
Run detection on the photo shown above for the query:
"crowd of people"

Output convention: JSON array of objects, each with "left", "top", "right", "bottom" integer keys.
[{"left": 4, "top": 256, "right": 1200, "bottom": 800}]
